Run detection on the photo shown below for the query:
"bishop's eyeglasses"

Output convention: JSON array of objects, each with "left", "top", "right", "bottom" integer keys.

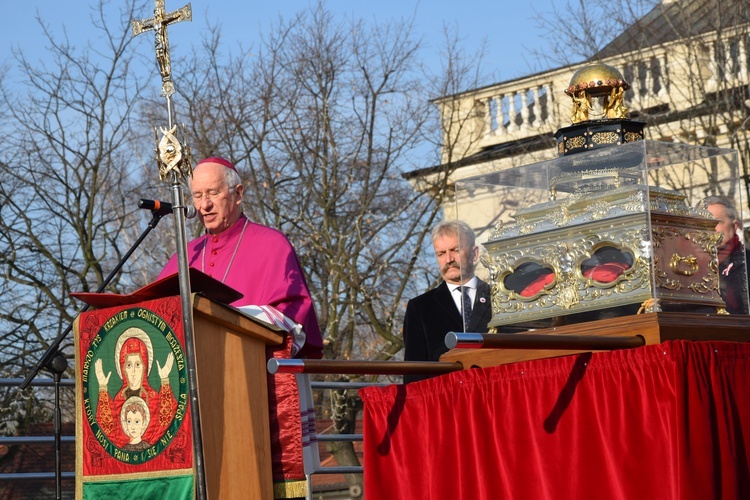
[{"left": 191, "top": 189, "right": 229, "bottom": 203}]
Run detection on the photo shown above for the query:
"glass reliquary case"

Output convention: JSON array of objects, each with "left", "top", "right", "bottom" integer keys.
[{"left": 455, "top": 139, "right": 748, "bottom": 331}]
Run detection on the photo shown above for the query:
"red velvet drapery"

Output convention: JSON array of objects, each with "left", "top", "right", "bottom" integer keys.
[{"left": 360, "top": 341, "right": 750, "bottom": 499}]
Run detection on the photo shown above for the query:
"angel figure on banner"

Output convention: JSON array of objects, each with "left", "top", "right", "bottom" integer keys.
[{"left": 95, "top": 327, "right": 178, "bottom": 449}]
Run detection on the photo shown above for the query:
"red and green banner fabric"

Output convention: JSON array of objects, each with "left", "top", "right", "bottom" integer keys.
[{"left": 74, "top": 296, "right": 194, "bottom": 499}]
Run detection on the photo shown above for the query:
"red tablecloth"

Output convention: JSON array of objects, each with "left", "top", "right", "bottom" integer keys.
[{"left": 360, "top": 341, "right": 750, "bottom": 499}]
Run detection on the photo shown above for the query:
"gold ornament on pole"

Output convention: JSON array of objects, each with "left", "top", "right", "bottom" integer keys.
[{"left": 155, "top": 124, "right": 192, "bottom": 181}]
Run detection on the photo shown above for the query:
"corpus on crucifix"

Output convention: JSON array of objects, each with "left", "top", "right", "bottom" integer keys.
[{"left": 132, "top": 0, "right": 192, "bottom": 97}]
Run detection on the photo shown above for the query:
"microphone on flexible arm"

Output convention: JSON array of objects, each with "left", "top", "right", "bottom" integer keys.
[{"left": 139, "top": 198, "right": 197, "bottom": 219}]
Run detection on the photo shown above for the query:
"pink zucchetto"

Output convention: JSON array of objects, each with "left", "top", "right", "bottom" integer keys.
[{"left": 195, "top": 156, "right": 237, "bottom": 172}]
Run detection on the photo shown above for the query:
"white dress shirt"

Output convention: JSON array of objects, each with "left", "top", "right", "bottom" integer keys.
[{"left": 447, "top": 276, "right": 478, "bottom": 314}]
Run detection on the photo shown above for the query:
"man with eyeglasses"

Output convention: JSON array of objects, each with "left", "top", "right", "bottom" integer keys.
[{"left": 157, "top": 156, "right": 323, "bottom": 498}]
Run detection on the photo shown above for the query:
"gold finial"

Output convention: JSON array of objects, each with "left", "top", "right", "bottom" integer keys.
[
  {"left": 565, "top": 63, "right": 630, "bottom": 124},
  {"left": 156, "top": 124, "right": 193, "bottom": 181}
]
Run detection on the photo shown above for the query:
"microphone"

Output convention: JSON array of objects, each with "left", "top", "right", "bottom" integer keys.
[{"left": 138, "top": 199, "right": 197, "bottom": 219}]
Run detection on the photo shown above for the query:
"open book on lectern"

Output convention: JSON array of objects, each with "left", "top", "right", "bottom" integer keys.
[{"left": 71, "top": 267, "right": 242, "bottom": 308}]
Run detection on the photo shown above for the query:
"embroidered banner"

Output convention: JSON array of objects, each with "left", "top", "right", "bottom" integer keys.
[{"left": 74, "top": 296, "right": 194, "bottom": 499}]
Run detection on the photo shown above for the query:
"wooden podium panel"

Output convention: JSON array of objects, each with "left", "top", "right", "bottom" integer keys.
[
  {"left": 192, "top": 295, "right": 284, "bottom": 500},
  {"left": 441, "top": 312, "right": 750, "bottom": 368}
]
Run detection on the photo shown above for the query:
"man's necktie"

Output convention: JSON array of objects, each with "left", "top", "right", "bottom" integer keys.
[{"left": 461, "top": 287, "right": 473, "bottom": 327}]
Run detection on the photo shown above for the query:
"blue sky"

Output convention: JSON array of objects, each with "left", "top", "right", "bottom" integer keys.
[{"left": 1, "top": 0, "right": 561, "bottom": 84}]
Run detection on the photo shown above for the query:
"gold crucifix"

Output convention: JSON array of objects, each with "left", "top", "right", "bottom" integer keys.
[
  {"left": 132, "top": 0, "right": 192, "bottom": 97},
  {"left": 133, "top": 0, "right": 194, "bottom": 181}
]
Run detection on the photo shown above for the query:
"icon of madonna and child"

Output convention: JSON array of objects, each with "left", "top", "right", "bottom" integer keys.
[{"left": 91, "top": 326, "right": 183, "bottom": 454}]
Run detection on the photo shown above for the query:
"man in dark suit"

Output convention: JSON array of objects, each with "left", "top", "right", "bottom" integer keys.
[{"left": 403, "top": 220, "right": 492, "bottom": 383}]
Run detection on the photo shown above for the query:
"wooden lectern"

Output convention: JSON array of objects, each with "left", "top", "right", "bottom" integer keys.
[
  {"left": 73, "top": 270, "right": 284, "bottom": 499},
  {"left": 191, "top": 294, "right": 284, "bottom": 499}
]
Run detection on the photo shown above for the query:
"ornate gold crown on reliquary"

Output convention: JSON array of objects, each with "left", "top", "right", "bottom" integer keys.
[
  {"left": 556, "top": 63, "right": 645, "bottom": 157},
  {"left": 478, "top": 63, "right": 726, "bottom": 332}
]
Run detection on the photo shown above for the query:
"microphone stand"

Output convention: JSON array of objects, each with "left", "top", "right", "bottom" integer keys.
[
  {"left": 18, "top": 209, "right": 171, "bottom": 495},
  {"left": 47, "top": 352, "right": 68, "bottom": 500},
  {"left": 19, "top": 209, "right": 170, "bottom": 390}
]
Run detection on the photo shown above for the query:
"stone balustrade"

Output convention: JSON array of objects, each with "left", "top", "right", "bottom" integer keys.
[{"left": 441, "top": 31, "right": 750, "bottom": 160}]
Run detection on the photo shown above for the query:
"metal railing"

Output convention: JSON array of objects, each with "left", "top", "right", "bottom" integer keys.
[
  {"left": 0, "top": 377, "right": 75, "bottom": 483},
  {"left": 306, "top": 381, "right": 389, "bottom": 476},
  {"left": 0, "top": 377, "right": 377, "bottom": 481}
]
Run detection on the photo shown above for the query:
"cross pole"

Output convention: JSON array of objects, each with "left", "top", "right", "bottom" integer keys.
[{"left": 133, "top": 3, "right": 206, "bottom": 499}]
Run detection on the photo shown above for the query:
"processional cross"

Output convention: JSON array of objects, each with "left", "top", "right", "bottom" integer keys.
[
  {"left": 133, "top": 0, "right": 193, "bottom": 181},
  {"left": 132, "top": 2, "right": 206, "bottom": 498}
]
